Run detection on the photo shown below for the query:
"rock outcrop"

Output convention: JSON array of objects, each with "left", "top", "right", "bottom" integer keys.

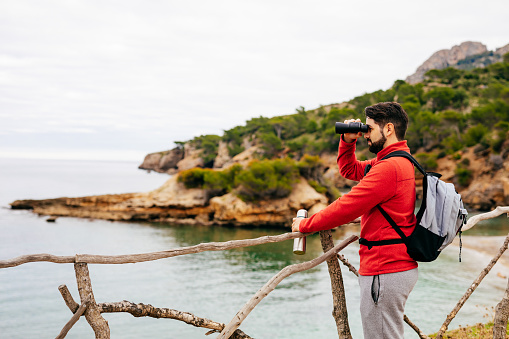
[
  {"left": 138, "top": 148, "right": 184, "bottom": 174},
  {"left": 406, "top": 41, "right": 488, "bottom": 84},
  {"left": 10, "top": 176, "right": 329, "bottom": 227}
]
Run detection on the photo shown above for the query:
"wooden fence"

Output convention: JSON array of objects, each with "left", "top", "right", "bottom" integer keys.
[{"left": 1, "top": 206, "right": 508, "bottom": 339}]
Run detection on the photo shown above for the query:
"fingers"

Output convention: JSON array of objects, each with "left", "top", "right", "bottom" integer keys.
[
  {"left": 343, "top": 118, "right": 361, "bottom": 124},
  {"left": 291, "top": 218, "right": 302, "bottom": 232}
]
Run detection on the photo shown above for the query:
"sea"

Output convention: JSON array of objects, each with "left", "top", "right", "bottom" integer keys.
[{"left": 0, "top": 157, "right": 508, "bottom": 339}]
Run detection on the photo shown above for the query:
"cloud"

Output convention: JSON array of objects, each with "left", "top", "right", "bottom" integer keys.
[{"left": 0, "top": 0, "right": 508, "bottom": 160}]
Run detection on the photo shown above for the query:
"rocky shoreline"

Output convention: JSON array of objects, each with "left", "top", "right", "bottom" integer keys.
[{"left": 10, "top": 176, "right": 328, "bottom": 227}]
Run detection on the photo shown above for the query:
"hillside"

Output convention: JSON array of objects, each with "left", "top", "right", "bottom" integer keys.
[{"left": 138, "top": 43, "right": 509, "bottom": 211}]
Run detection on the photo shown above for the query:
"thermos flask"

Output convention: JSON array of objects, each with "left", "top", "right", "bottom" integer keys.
[{"left": 293, "top": 209, "right": 308, "bottom": 255}]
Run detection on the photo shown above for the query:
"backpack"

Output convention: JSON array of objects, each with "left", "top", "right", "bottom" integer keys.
[{"left": 359, "top": 151, "right": 468, "bottom": 262}]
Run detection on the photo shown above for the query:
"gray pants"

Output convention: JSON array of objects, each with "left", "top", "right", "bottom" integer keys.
[{"left": 359, "top": 268, "right": 418, "bottom": 339}]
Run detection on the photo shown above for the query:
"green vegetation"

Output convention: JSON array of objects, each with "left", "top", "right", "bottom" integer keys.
[{"left": 178, "top": 156, "right": 334, "bottom": 202}]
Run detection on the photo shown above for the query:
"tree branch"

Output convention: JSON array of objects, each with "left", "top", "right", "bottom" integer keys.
[
  {"left": 98, "top": 301, "right": 251, "bottom": 339},
  {"left": 320, "top": 230, "right": 352, "bottom": 338},
  {"left": 58, "top": 284, "right": 79, "bottom": 313},
  {"left": 74, "top": 263, "right": 110, "bottom": 338},
  {"left": 0, "top": 232, "right": 307, "bottom": 269},
  {"left": 217, "top": 234, "right": 359, "bottom": 339},
  {"left": 462, "top": 206, "right": 509, "bottom": 232},
  {"left": 56, "top": 301, "right": 88, "bottom": 339}
]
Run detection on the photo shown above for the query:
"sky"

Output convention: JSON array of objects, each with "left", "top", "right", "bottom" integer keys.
[{"left": 1, "top": 0, "right": 508, "bottom": 162}]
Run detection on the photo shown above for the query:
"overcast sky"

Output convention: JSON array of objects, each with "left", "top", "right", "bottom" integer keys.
[{"left": 1, "top": 0, "right": 508, "bottom": 161}]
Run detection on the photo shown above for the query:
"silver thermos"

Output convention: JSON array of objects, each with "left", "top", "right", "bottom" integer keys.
[{"left": 293, "top": 209, "right": 308, "bottom": 255}]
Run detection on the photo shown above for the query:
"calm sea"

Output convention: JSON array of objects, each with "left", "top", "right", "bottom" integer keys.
[{"left": 0, "top": 157, "right": 507, "bottom": 338}]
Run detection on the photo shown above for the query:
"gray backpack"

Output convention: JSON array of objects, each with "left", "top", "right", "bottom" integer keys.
[{"left": 359, "top": 151, "right": 468, "bottom": 262}]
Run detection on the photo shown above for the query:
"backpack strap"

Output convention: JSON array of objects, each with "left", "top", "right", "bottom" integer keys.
[
  {"left": 360, "top": 150, "right": 420, "bottom": 249},
  {"left": 380, "top": 150, "right": 426, "bottom": 175}
]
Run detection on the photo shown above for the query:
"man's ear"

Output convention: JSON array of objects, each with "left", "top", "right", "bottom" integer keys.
[{"left": 385, "top": 123, "right": 395, "bottom": 137}]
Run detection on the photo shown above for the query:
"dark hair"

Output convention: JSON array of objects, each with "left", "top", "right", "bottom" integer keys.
[{"left": 364, "top": 102, "right": 408, "bottom": 141}]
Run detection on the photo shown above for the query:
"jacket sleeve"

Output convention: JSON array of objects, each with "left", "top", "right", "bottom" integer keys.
[
  {"left": 299, "top": 160, "right": 397, "bottom": 233},
  {"left": 337, "top": 136, "right": 374, "bottom": 181}
]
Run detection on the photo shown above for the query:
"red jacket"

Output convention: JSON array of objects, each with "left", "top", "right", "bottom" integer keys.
[{"left": 299, "top": 138, "right": 418, "bottom": 276}]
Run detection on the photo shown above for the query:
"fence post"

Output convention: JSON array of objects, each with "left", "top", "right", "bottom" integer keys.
[
  {"left": 74, "top": 262, "right": 110, "bottom": 338},
  {"left": 320, "top": 230, "right": 352, "bottom": 339},
  {"left": 493, "top": 277, "right": 509, "bottom": 339}
]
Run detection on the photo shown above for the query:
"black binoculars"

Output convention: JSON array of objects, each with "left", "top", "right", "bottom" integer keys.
[{"left": 335, "top": 122, "right": 368, "bottom": 134}]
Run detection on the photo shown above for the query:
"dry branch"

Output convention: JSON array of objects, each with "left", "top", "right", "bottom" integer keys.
[
  {"left": 98, "top": 301, "right": 251, "bottom": 339},
  {"left": 56, "top": 301, "right": 88, "bottom": 339},
  {"left": 0, "top": 232, "right": 306, "bottom": 269},
  {"left": 436, "top": 233, "right": 509, "bottom": 338},
  {"left": 58, "top": 284, "right": 79, "bottom": 313},
  {"left": 217, "top": 234, "right": 359, "bottom": 339},
  {"left": 320, "top": 230, "right": 352, "bottom": 338},
  {"left": 337, "top": 253, "right": 359, "bottom": 277},
  {"left": 462, "top": 206, "right": 509, "bottom": 232},
  {"left": 404, "top": 315, "right": 430, "bottom": 339},
  {"left": 74, "top": 263, "right": 110, "bottom": 338}
]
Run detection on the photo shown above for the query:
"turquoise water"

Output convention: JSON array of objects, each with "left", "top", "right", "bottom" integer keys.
[{"left": 0, "top": 158, "right": 507, "bottom": 338}]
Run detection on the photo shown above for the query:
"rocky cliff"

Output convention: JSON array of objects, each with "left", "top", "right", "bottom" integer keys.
[{"left": 405, "top": 41, "right": 509, "bottom": 84}]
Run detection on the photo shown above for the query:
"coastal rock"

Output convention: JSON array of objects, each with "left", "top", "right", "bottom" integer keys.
[
  {"left": 222, "top": 146, "right": 262, "bottom": 168},
  {"left": 138, "top": 148, "right": 184, "bottom": 174},
  {"left": 209, "top": 178, "right": 328, "bottom": 225},
  {"left": 213, "top": 141, "right": 231, "bottom": 168},
  {"left": 177, "top": 143, "right": 204, "bottom": 171}
]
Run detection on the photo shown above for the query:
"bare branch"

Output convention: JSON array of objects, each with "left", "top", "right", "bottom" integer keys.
[
  {"left": 436, "top": 233, "right": 509, "bottom": 338},
  {"left": 404, "top": 315, "right": 430, "bottom": 339},
  {"left": 320, "top": 230, "right": 352, "bottom": 338},
  {"left": 0, "top": 253, "right": 75, "bottom": 269},
  {"left": 98, "top": 301, "right": 252, "bottom": 339},
  {"left": 337, "top": 253, "right": 359, "bottom": 277},
  {"left": 462, "top": 206, "right": 509, "bottom": 232},
  {"left": 217, "top": 234, "right": 359, "bottom": 339},
  {"left": 100, "top": 301, "right": 223, "bottom": 331},
  {"left": 74, "top": 263, "right": 110, "bottom": 338},
  {"left": 0, "top": 232, "right": 306, "bottom": 269},
  {"left": 55, "top": 301, "right": 88, "bottom": 339},
  {"left": 58, "top": 285, "right": 79, "bottom": 313}
]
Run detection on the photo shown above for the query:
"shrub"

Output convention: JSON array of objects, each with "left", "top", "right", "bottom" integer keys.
[
  {"left": 178, "top": 165, "right": 242, "bottom": 198},
  {"left": 415, "top": 152, "right": 438, "bottom": 171},
  {"left": 455, "top": 165, "right": 472, "bottom": 187},
  {"left": 297, "top": 154, "right": 323, "bottom": 180},
  {"left": 464, "top": 124, "right": 489, "bottom": 147},
  {"left": 259, "top": 132, "right": 283, "bottom": 158},
  {"left": 178, "top": 168, "right": 207, "bottom": 188},
  {"left": 308, "top": 180, "right": 328, "bottom": 194},
  {"left": 235, "top": 159, "right": 300, "bottom": 202}
]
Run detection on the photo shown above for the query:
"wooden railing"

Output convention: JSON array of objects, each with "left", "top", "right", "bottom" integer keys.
[{"left": 1, "top": 206, "right": 508, "bottom": 339}]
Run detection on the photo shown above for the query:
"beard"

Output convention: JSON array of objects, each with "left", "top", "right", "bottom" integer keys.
[{"left": 368, "top": 133, "right": 387, "bottom": 154}]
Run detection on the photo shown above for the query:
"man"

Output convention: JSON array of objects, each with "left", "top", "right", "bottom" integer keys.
[{"left": 292, "top": 102, "right": 418, "bottom": 339}]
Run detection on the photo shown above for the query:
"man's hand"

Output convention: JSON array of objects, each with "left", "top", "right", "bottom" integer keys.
[
  {"left": 342, "top": 118, "right": 363, "bottom": 143},
  {"left": 292, "top": 217, "right": 304, "bottom": 232}
]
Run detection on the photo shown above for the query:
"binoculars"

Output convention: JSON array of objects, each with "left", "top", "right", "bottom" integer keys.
[{"left": 335, "top": 122, "right": 368, "bottom": 134}]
